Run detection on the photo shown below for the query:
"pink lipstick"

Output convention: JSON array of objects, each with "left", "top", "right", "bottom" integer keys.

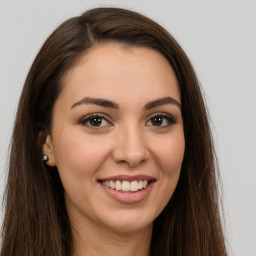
[{"left": 98, "top": 175, "right": 156, "bottom": 204}]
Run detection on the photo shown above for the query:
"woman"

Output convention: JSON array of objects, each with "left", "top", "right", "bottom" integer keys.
[{"left": 0, "top": 7, "right": 227, "bottom": 256}]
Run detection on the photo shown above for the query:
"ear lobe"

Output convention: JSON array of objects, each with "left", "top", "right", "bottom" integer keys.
[{"left": 42, "top": 135, "right": 56, "bottom": 167}]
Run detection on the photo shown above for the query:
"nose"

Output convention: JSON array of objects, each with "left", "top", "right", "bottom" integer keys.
[{"left": 112, "top": 124, "right": 149, "bottom": 167}]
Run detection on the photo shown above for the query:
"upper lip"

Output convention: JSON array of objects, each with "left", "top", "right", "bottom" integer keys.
[{"left": 98, "top": 175, "right": 156, "bottom": 182}]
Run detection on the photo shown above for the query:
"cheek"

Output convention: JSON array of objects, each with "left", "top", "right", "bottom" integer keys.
[
  {"left": 155, "top": 133, "right": 185, "bottom": 175},
  {"left": 52, "top": 128, "right": 110, "bottom": 178},
  {"left": 147, "top": 132, "right": 185, "bottom": 217}
]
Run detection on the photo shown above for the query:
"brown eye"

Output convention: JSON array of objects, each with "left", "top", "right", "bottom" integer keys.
[
  {"left": 89, "top": 117, "right": 103, "bottom": 127},
  {"left": 79, "top": 114, "right": 111, "bottom": 128},
  {"left": 151, "top": 116, "right": 163, "bottom": 126},
  {"left": 146, "top": 114, "right": 176, "bottom": 127}
]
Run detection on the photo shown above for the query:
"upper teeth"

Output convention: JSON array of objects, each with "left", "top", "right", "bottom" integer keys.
[{"left": 102, "top": 180, "right": 149, "bottom": 192}]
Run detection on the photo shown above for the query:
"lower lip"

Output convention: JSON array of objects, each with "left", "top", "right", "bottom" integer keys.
[{"left": 99, "top": 181, "right": 154, "bottom": 204}]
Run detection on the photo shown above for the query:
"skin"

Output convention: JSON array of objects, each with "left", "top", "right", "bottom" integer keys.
[{"left": 43, "top": 44, "right": 185, "bottom": 256}]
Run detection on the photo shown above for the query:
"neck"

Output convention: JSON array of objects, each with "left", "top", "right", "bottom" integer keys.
[{"left": 70, "top": 212, "right": 152, "bottom": 256}]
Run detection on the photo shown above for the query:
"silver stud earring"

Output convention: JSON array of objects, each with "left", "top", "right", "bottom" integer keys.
[{"left": 42, "top": 155, "right": 49, "bottom": 164}]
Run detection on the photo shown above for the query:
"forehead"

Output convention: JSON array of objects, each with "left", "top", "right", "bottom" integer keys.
[{"left": 59, "top": 44, "right": 180, "bottom": 108}]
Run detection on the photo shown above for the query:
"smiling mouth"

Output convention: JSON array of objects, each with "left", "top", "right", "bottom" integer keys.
[{"left": 99, "top": 180, "right": 152, "bottom": 192}]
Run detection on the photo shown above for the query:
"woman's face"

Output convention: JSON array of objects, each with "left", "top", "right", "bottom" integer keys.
[{"left": 43, "top": 44, "right": 185, "bottom": 234}]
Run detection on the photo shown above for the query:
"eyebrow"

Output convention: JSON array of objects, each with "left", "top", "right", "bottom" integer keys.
[
  {"left": 70, "top": 97, "right": 119, "bottom": 109},
  {"left": 143, "top": 97, "right": 181, "bottom": 110},
  {"left": 70, "top": 96, "right": 181, "bottom": 110}
]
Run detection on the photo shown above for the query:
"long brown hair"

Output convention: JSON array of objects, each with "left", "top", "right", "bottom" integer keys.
[{"left": 1, "top": 7, "right": 227, "bottom": 256}]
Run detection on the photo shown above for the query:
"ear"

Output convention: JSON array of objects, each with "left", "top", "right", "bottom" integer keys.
[{"left": 42, "top": 134, "right": 56, "bottom": 167}]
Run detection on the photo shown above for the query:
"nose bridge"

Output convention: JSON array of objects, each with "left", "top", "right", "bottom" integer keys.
[{"left": 113, "top": 121, "right": 148, "bottom": 167}]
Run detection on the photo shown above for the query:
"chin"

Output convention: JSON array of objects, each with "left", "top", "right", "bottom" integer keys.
[
  {"left": 99, "top": 209, "right": 154, "bottom": 234},
  {"left": 107, "top": 221, "right": 152, "bottom": 235}
]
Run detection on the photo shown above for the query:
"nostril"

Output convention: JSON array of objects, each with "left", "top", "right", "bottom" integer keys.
[{"left": 111, "top": 131, "right": 150, "bottom": 167}]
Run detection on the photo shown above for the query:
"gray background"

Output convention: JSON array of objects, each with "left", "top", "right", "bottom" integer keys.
[{"left": 0, "top": 1, "right": 255, "bottom": 255}]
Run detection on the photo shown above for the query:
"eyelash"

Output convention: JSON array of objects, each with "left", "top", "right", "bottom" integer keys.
[
  {"left": 146, "top": 113, "right": 177, "bottom": 127},
  {"left": 78, "top": 113, "right": 111, "bottom": 128},
  {"left": 78, "top": 112, "right": 177, "bottom": 129}
]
